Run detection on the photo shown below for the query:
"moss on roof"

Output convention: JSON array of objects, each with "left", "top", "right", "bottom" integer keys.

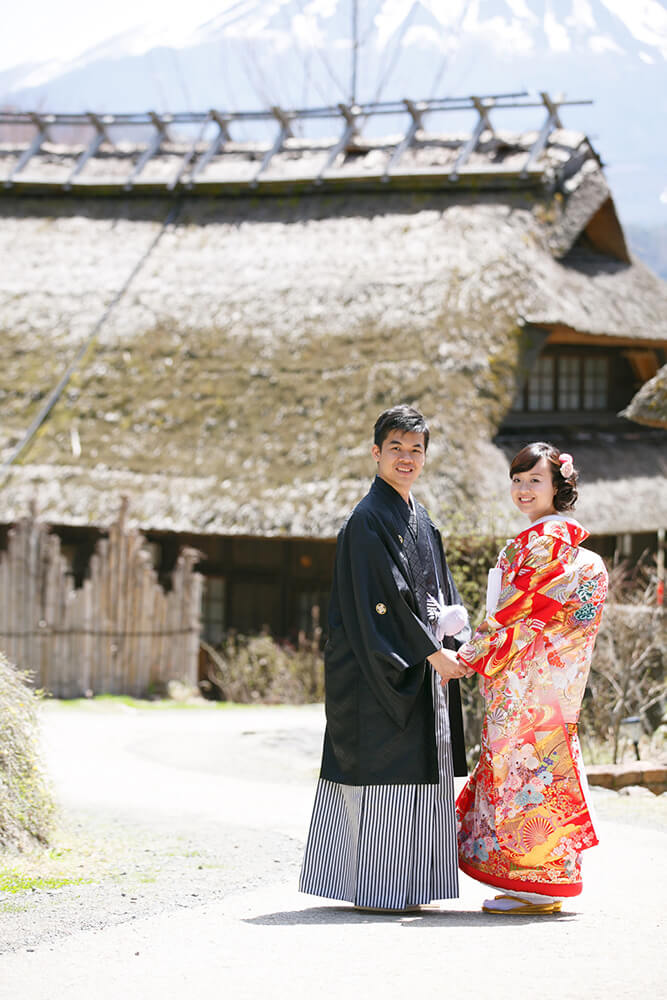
[{"left": 0, "top": 152, "right": 666, "bottom": 537}]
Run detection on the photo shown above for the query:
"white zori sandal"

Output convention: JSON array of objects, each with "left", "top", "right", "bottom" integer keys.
[{"left": 482, "top": 894, "right": 563, "bottom": 915}]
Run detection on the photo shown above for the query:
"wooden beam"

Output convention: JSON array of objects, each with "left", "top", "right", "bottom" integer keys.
[
  {"left": 520, "top": 92, "right": 563, "bottom": 178},
  {"left": 124, "top": 111, "right": 170, "bottom": 191},
  {"left": 544, "top": 324, "right": 667, "bottom": 349},
  {"left": 449, "top": 96, "right": 495, "bottom": 182},
  {"left": 1, "top": 164, "right": 547, "bottom": 199},
  {"left": 64, "top": 113, "right": 114, "bottom": 190},
  {"left": 383, "top": 99, "right": 427, "bottom": 180}
]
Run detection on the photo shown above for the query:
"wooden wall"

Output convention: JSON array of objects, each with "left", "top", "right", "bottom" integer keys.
[{"left": 0, "top": 500, "right": 202, "bottom": 697}]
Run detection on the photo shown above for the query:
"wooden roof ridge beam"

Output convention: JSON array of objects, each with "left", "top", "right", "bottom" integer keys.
[
  {"left": 124, "top": 111, "right": 171, "bottom": 191},
  {"left": 64, "top": 112, "right": 114, "bottom": 190},
  {"left": 250, "top": 106, "right": 294, "bottom": 188},
  {"left": 449, "top": 97, "right": 495, "bottom": 182},
  {"left": 4, "top": 112, "right": 54, "bottom": 187},
  {"left": 520, "top": 91, "right": 565, "bottom": 178},
  {"left": 168, "top": 111, "right": 220, "bottom": 191},
  {"left": 315, "top": 103, "right": 360, "bottom": 184},
  {"left": 383, "top": 99, "right": 427, "bottom": 181},
  {"left": 186, "top": 110, "right": 232, "bottom": 188}
]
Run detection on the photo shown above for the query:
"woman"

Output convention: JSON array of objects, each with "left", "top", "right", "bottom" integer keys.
[{"left": 456, "top": 442, "right": 608, "bottom": 915}]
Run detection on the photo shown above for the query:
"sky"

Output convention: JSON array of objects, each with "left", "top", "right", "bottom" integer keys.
[{"left": 0, "top": 0, "right": 235, "bottom": 70}]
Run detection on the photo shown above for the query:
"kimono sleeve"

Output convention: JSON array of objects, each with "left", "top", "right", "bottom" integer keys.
[
  {"left": 458, "top": 532, "right": 576, "bottom": 678},
  {"left": 337, "top": 510, "right": 440, "bottom": 728}
]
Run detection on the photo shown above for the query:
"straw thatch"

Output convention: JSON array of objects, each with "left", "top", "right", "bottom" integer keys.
[
  {"left": 620, "top": 364, "right": 667, "bottom": 429},
  {"left": 0, "top": 128, "right": 665, "bottom": 540}
]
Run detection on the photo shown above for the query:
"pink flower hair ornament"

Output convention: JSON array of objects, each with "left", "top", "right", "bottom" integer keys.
[{"left": 559, "top": 453, "right": 574, "bottom": 478}]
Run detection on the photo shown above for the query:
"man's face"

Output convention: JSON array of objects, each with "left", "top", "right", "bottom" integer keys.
[{"left": 371, "top": 429, "right": 426, "bottom": 497}]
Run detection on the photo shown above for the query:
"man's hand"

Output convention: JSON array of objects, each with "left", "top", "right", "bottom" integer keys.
[{"left": 427, "top": 647, "right": 467, "bottom": 684}]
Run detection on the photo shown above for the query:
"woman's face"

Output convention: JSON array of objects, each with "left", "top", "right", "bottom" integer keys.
[{"left": 510, "top": 456, "right": 557, "bottom": 522}]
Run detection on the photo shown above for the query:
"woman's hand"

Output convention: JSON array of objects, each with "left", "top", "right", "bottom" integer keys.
[{"left": 427, "top": 647, "right": 467, "bottom": 684}]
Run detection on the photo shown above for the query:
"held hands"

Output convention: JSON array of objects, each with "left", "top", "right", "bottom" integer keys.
[{"left": 427, "top": 647, "right": 468, "bottom": 684}]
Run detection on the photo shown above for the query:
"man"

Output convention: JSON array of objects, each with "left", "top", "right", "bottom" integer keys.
[{"left": 299, "top": 404, "right": 469, "bottom": 912}]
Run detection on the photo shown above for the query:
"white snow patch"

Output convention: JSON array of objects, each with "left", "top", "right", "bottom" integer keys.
[
  {"left": 600, "top": 0, "right": 667, "bottom": 59},
  {"left": 566, "top": 0, "right": 596, "bottom": 32},
  {"left": 503, "top": 0, "right": 538, "bottom": 22},
  {"left": 589, "top": 33, "right": 624, "bottom": 54},
  {"left": 544, "top": 4, "right": 571, "bottom": 52},
  {"left": 292, "top": 12, "right": 326, "bottom": 49},
  {"left": 304, "top": 0, "right": 338, "bottom": 17},
  {"left": 402, "top": 25, "right": 452, "bottom": 52},
  {"left": 457, "top": 2, "right": 535, "bottom": 55}
]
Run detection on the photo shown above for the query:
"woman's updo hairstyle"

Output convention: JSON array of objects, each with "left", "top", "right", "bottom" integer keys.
[{"left": 509, "top": 441, "right": 579, "bottom": 512}]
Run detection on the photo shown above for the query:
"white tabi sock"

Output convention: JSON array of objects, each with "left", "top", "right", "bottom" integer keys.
[{"left": 483, "top": 890, "right": 559, "bottom": 910}]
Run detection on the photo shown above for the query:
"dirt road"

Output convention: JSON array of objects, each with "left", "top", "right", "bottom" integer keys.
[{"left": 1, "top": 700, "right": 665, "bottom": 1000}]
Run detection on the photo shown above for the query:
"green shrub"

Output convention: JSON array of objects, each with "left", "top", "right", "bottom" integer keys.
[{"left": 0, "top": 653, "right": 54, "bottom": 850}]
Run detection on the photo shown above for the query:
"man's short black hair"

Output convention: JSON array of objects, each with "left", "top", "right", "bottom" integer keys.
[{"left": 373, "top": 405, "right": 430, "bottom": 451}]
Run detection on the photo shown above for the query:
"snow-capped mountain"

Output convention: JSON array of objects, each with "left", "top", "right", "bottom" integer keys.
[{"left": 1, "top": 0, "right": 666, "bottom": 225}]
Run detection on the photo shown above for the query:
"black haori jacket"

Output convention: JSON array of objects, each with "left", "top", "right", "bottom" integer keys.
[{"left": 320, "top": 476, "right": 467, "bottom": 785}]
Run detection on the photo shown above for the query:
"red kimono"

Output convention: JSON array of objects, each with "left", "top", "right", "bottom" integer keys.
[{"left": 456, "top": 516, "right": 608, "bottom": 897}]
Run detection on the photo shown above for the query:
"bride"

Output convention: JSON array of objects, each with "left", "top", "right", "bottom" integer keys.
[{"left": 456, "top": 442, "right": 608, "bottom": 915}]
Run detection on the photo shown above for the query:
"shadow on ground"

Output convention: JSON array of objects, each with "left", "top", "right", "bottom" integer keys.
[{"left": 244, "top": 905, "right": 578, "bottom": 926}]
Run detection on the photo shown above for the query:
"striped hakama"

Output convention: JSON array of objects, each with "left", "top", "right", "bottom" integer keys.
[{"left": 299, "top": 668, "right": 459, "bottom": 908}]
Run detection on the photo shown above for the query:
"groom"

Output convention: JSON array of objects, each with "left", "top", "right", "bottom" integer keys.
[{"left": 299, "top": 404, "right": 469, "bottom": 912}]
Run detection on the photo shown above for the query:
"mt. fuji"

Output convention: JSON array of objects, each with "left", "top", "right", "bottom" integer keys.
[{"left": 1, "top": 0, "right": 666, "bottom": 226}]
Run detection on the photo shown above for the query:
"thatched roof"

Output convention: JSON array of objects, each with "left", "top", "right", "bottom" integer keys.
[
  {"left": 0, "top": 126, "right": 666, "bottom": 540},
  {"left": 620, "top": 365, "right": 667, "bottom": 429}
]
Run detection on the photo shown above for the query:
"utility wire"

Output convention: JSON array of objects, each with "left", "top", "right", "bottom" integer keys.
[{"left": 0, "top": 202, "right": 183, "bottom": 481}]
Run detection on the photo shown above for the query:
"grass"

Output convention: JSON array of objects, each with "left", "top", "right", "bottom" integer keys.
[
  {"left": 0, "top": 796, "right": 237, "bottom": 909},
  {"left": 0, "top": 817, "right": 109, "bottom": 897},
  {"left": 0, "top": 812, "right": 173, "bottom": 901},
  {"left": 0, "top": 870, "right": 92, "bottom": 893},
  {"left": 44, "top": 694, "right": 307, "bottom": 712},
  {"left": 45, "top": 693, "right": 240, "bottom": 711}
]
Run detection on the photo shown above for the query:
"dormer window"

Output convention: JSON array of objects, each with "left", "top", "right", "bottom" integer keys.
[
  {"left": 517, "top": 353, "right": 610, "bottom": 413},
  {"left": 501, "top": 340, "right": 661, "bottom": 431}
]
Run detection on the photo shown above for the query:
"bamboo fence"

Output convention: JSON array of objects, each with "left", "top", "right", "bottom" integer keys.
[{"left": 0, "top": 500, "right": 202, "bottom": 697}]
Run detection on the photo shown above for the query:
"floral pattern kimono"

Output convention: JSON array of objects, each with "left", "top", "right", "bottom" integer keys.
[{"left": 456, "top": 516, "right": 608, "bottom": 897}]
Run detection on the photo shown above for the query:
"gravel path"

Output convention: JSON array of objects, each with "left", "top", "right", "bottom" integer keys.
[{"left": 0, "top": 701, "right": 322, "bottom": 954}]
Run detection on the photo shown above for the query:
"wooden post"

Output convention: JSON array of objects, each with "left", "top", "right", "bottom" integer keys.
[
  {"left": 80, "top": 578, "right": 93, "bottom": 694},
  {"left": 657, "top": 528, "right": 665, "bottom": 610}
]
